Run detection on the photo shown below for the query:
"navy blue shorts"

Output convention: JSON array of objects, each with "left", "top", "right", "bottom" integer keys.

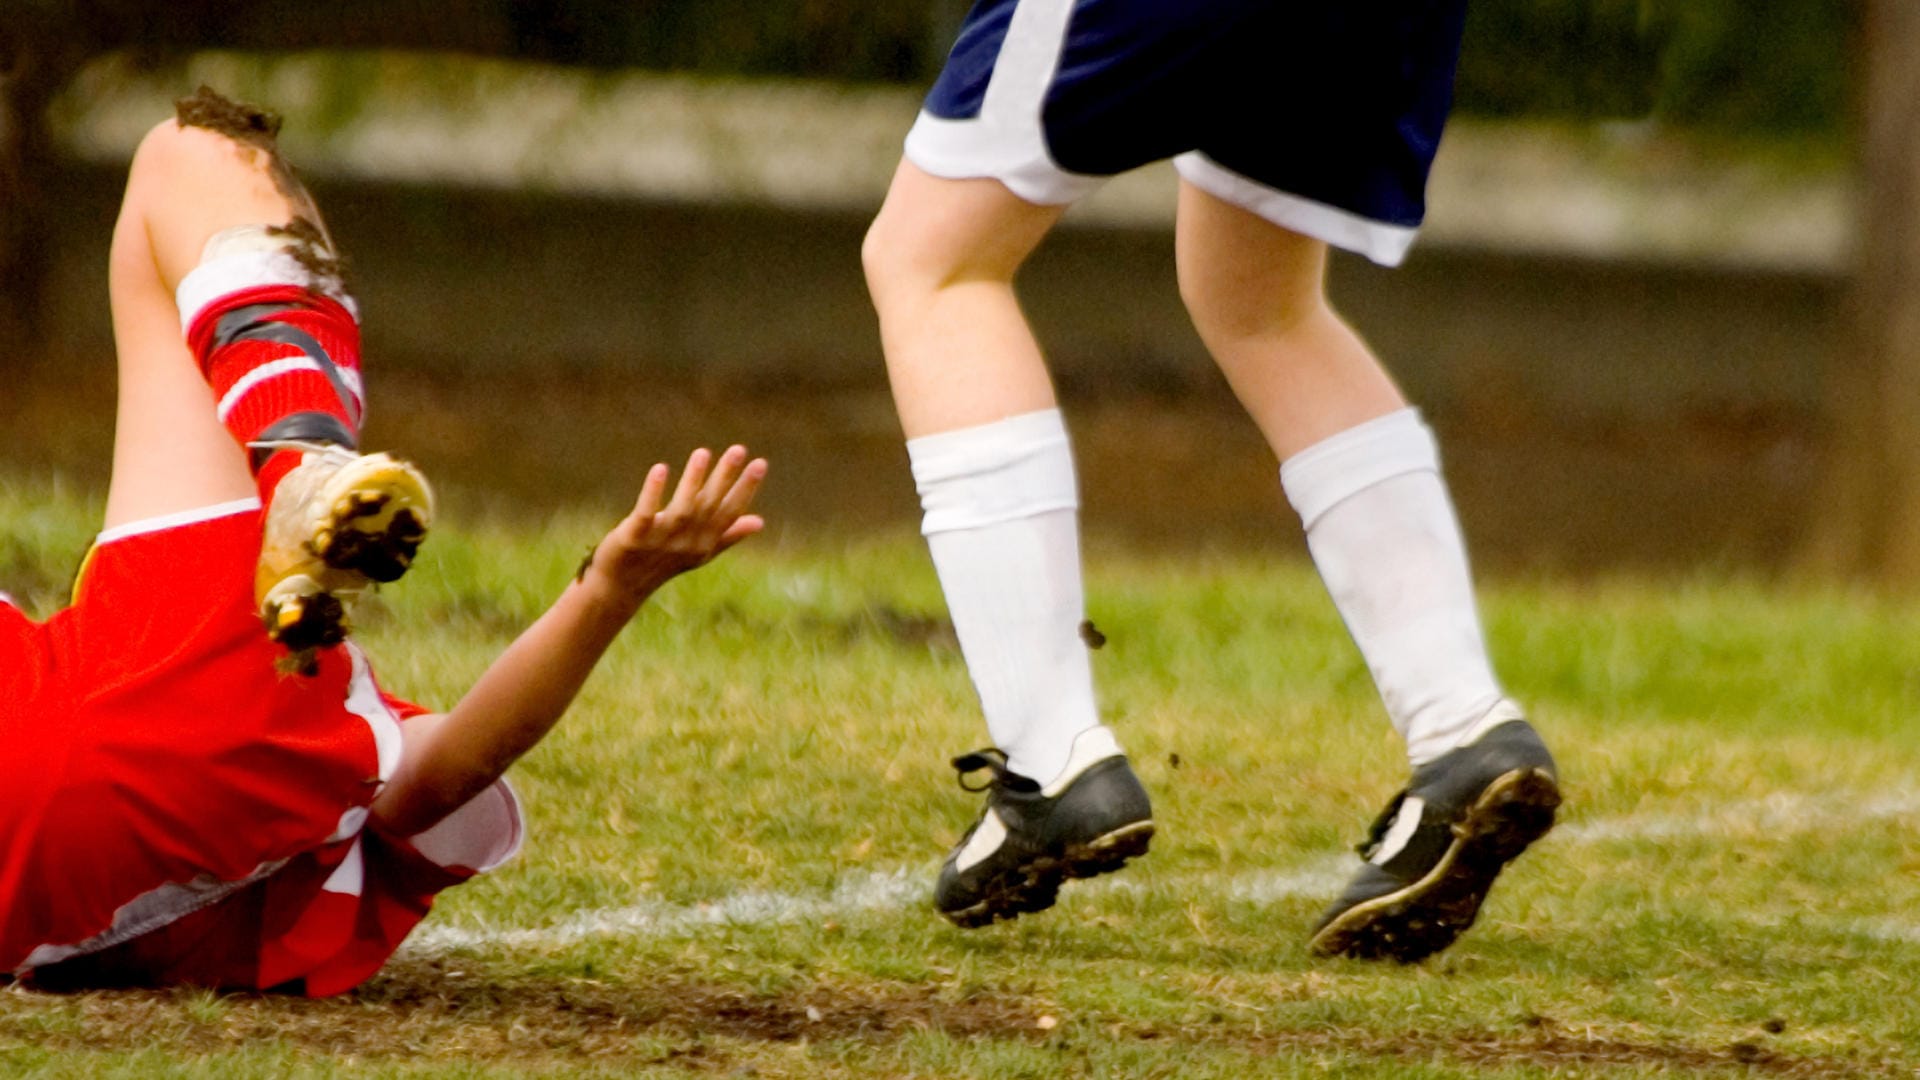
[{"left": 904, "top": 0, "right": 1468, "bottom": 266}]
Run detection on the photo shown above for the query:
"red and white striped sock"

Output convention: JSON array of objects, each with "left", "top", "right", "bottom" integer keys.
[{"left": 177, "top": 232, "right": 366, "bottom": 503}]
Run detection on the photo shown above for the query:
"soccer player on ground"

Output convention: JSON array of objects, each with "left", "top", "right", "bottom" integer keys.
[
  {"left": 0, "top": 89, "right": 767, "bottom": 993},
  {"left": 862, "top": 2, "right": 1559, "bottom": 960}
]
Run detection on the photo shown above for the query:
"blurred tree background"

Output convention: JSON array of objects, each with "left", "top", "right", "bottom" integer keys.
[
  {"left": 0, "top": 0, "right": 1862, "bottom": 342},
  {"left": 7, "top": 0, "right": 1908, "bottom": 581}
]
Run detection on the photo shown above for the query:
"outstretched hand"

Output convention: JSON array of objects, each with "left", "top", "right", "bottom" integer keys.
[
  {"left": 371, "top": 446, "right": 766, "bottom": 838},
  {"left": 583, "top": 445, "right": 768, "bottom": 604}
]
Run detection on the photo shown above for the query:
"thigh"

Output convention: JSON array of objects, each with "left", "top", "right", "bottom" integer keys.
[
  {"left": 103, "top": 116, "right": 333, "bottom": 529},
  {"left": 103, "top": 148, "right": 258, "bottom": 529}
]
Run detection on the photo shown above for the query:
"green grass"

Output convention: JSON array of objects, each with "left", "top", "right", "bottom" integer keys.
[{"left": 5, "top": 473, "right": 1920, "bottom": 1077}]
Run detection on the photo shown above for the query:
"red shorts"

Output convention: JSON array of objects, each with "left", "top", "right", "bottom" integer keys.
[{"left": 0, "top": 502, "right": 407, "bottom": 977}]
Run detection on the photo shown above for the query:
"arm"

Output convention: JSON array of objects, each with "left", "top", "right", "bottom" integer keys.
[{"left": 369, "top": 445, "right": 768, "bottom": 838}]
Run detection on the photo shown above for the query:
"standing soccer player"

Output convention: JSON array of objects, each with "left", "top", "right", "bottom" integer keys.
[
  {"left": 862, "top": 1, "right": 1559, "bottom": 960},
  {"left": 0, "top": 89, "right": 767, "bottom": 992}
]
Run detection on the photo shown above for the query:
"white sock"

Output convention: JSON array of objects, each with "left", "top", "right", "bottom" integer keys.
[
  {"left": 908, "top": 409, "right": 1116, "bottom": 786},
  {"left": 1281, "top": 408, "right": 1508, "bottom": 766}
]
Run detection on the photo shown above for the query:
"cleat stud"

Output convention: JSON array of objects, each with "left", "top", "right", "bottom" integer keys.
[{"left": 344, "top": 490, "right": 390, "bottom": 519}]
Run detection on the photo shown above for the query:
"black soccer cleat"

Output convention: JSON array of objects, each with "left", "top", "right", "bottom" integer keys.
[
  {"left": 1309, "top": 702, "right": 1559, "bottom": 963},
  {"left": 934, "top": 731, "right": 1155, "bottom": 929}
]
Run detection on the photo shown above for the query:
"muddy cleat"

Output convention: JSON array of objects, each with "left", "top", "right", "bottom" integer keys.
[
  {"left": 256, "top": 441, "right": 433, "bottom": 654},
  {"left": 1309, "top": 701, "right": 1559, "bottom": 963},
  {"left": 935, "top": 728, "right": 1155, "bottom": 928}
]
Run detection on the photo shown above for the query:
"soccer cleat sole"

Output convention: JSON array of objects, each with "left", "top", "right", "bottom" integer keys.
[
  {"left": 311, "top": 466, "right": 431, "bottom": 583},
  {"left": 316, "top": 498, "right": 428, "bottom": 583},
  {"left": 261, "top": 581, "right": 348, "bottom": 661},
  {"left": 260, "top": 455, "right": 432, "bottom": 652},
  {"left": 1308, "top": 768, "right": 1560, "bottom": 963},
  {"left": 941, "top": 820, "right": 1156, "bottom": 930}
]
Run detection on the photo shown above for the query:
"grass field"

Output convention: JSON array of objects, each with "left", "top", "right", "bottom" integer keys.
[{"left": 5, "top": 471, "right": 1920, "bottom": 1077}]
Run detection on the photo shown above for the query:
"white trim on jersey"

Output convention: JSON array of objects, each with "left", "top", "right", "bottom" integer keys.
[
  {"left": 93, "top": 497, "right": 262, "bottom": 547},
  {"left": 344, "top": 643, "right": 405, "bottom": 789},
  {"left": 215, "top": 356, "right": 367, "bottom": 423},
  {"left": 321, "top": 839, "right": 368, "bottom": 897},
  {"left": 410, "top": 779, "right": 525, "bottom": 874},
  {"left": 1174, "top": 151, "right": 1421, "bottom": 267},
  {"left": 903, "top": 0, "right": 1106, "bottom": 206}
]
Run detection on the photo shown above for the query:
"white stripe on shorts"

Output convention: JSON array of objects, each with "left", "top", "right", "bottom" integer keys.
[
  {"left": 903, "top": 0, "right": 1105, "bottom": 206},
  {"left": 343, "top": 643, "right": 405, "bottom": 790},
  {"left": 93, "top": 497, "right": 262, "bottom": 547},
  {"left": 1175, "top": 151, "right": 1421, "bottom": 267}
]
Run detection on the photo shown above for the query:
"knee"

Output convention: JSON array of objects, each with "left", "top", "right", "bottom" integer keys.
[
  {"left": 130, "top": 119, "right": 220, "bottom": 176},
  {"left": 113, "top": 121, "right": 205, "bottom": 267},
  {"left": 1178, "top": 260, "right": 1330, "bottom": 345},
  {"left": 861, "top": 200, "right": 931, "bottom": 311},
  {"left": 124, "top": 119, "right": 190, "bottom": 196},
  {"left": 861, "top": 195, "right": 1024, "bottom": 314},
  {"left": 124, "top": 119, "right": 262, "bottom": 209}
]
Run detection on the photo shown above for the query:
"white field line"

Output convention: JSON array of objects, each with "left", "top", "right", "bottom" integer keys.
[
  {"left": 401, "top": 789, "right": 1920, "bottom": 957},
  {"left": 406, "top": 869, "right": 924, "bottom": 954}
]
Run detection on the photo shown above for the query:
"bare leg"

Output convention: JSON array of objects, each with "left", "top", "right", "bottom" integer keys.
[
  {"left": 1176, "top": 177, "right": 1506, "bottom": 760},
  {"left": 863, "top": 162, "right": 1064, "bottom": 438},
  {"left": 862, "top": 160, "right": 1101, "bottom": 784},
  {"left": 1174, "top": 181, "right": 1406, "bottom": 457},
  {"left": 104, "top": 95, "right": 428, "bottom": 654},
  {"left": 1176, "top": 179, "right": 1555, "bottom": 961},
  {"left": 103, "top": 117, "right": 314, "bottom": 528}
]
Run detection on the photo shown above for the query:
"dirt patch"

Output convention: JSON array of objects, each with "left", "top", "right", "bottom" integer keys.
[
  {"left": 1389, "top": 1028, "right": 1865, "bottom": 1077},
  {"left": 264, "top": 214, "right": 351, "bottom": 286},
  {"left": 1, "top": 965, "right": 1900, "bottom": 1076},
  {"left": 358, "top": 957, "right": 1036, "bottom": 1046},
  {"left": 174, "top": 85, "right": 285, "bottom": 149},
  {"left": 1, "top": 962, "right": 1043, "bottom": 1070}
]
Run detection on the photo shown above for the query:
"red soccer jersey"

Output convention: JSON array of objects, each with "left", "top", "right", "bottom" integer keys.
[{"left": 0, "top": 501, "right": 517, "bottom": 992}]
